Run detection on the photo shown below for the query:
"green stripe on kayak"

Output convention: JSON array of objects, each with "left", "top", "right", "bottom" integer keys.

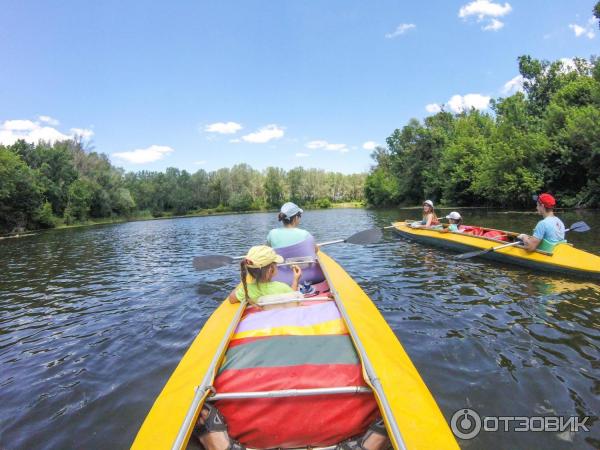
[{"left": 219, "top": 335, "right": 359, "bottom": 371}]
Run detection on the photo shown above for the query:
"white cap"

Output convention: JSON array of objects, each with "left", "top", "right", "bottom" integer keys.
[
  {"left": 423, "top": 200, "right": 434, "bottom": 208},
  {"left": 446, "top": 211, "right": 462, "bottom": 220},
  {"left": 280, "top": 202, "right": 303, "bottom": 218}
]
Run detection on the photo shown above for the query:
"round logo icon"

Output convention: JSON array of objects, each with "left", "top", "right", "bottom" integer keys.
[{"left": 451, "top": 408, "right": 482, "bottom": 440}]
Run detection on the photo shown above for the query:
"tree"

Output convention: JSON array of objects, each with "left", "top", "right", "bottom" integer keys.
[
  {"left": 64, "top": 178, "right": 94, "bottom": 222},
  {"left": 264, "top": 167, "right": 285, "bottom": 207},
  {"left": 0, "top": 148, "right": 44, "bottom": 231}
]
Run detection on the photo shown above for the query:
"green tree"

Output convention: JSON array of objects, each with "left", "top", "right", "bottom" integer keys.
[
  {"left": 0, "top": 148, "right": 44, "bottom": 231},
  {"left": 64, "top": 178, "right": 94, "bottom": 223},
  {"left": 264, "top": 167, "right": 285, "bottom": 207}
]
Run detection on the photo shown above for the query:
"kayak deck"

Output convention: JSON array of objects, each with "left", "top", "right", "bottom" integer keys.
[
  {"left": 392, "top": 221, "right": 600, "bottom": 279},
  {"left": 132, "top": 251, "right": 458, "bottom": 449}
]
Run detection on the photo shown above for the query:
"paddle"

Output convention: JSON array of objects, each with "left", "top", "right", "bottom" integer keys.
[
  {"left": 455, "top": 221, "right": 590, "bottom": 260},
  {"left": 192, "top": 227, "right": 383, "bottom": 271}
]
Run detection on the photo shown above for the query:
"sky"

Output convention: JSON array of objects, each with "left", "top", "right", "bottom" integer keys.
[{"left": 0, "top": 0, "right": 598, "bottom": 174}]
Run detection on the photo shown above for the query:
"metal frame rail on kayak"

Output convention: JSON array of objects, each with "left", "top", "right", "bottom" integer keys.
[
  {"left": 207, "top": 386, "right": 372, "bottom": 401},
  {"left": 172, "top": 300, "right": 248, "bottom": 450},
  {"left": 317, "top": 253, "right": 408, "bottom": 450}
]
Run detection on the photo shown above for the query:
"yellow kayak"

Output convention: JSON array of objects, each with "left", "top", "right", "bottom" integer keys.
[
  {"left": 392, "top": 221, "right": 600, "bottom": 279},
  {"left": 132, "top": 250, "right": 458, "bottom": 450}
]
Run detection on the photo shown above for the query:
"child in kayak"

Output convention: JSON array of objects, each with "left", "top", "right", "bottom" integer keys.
[
  {"left": 421, "top": 200, "right": 440, "bottom": 227},
  {"left": 445, "top": 211, "right": 463, "bottom": 232},
  {"left": 228, "top": 245, "right": 302, "bottom": 304},
  {"left": 410, "top": 200, "right": 440, "bottom": 228}
]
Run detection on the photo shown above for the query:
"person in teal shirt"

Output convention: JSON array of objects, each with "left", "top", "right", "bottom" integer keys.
[
  {"left": 266, "top": 202, "right": 314, "bottom": 249},
  {"left": 445, "top": 211, "right": 463, "bottom": 232},
  {"left": 518, "top": 193, "right": 566, "bottom": 252}
]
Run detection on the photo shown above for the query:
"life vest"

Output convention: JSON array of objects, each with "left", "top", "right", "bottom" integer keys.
[
  {"left": 537, "top": 239, "right": 567, "bottom": 253},
  {"left": 271, "top": 236, "right": 325, "bottom": 284}
]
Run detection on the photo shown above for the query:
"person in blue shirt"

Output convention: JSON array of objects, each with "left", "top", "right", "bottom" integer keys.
[
  {"left": 266, "top": 202, "right": 314, "bottom": 249},
  {"left": 517, "top": 193, "right": 566, "bottom": 252}
]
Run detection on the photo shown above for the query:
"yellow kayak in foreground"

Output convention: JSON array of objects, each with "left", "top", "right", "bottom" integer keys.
[
  {"left": 132, "top": 251, "right": 458, "bottom": 449},
  {"left": 392, "top": 221, "right": 600, "bottom": 280}
]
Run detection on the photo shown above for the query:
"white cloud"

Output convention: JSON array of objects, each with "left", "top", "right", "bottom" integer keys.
[
  {"left": 362, "top": 141, "right": 377, "bottom": 150},
  {"left": 459, "top": 0, "right": 511, "bottom": 19},
  {"left": 385, "top": 23, "right": 416, "bottom": 39},
  {"left": 3, "top": 119, "right": 38, "bottom": 131},
  {"left": 568, "top": 19, "right": 596, "bottom": 39},
  {"left": 501, "top": 75, "right": 524, "bottom": 95},
  {"left": 205, "top": 121, "right": 243, "bottom": 134},
  {"left": 38, "top": 115, "right": 59, "bottom": 126},
  {"left": 425, "top": 103, "right": 442, "bottom": 113},
  {"left": 28, "top": 127, "right": 71, "bottom": 142},
  {"left": 0, "top": 117, "right": 92, "bottom": 145},
  {"left": 569, "top": 24, "right": 586, "bottom": 37},
  {"left": 241, "top": 124, "right": 284, "bottom": 143},
  {"left": 112, "top": 145, "right": 174, "bottom": 164},
  {"left": 559, "top": 57, "right": 577, "bottom": 73},
  {"left": 325, "top": 143, "right": 347, "bottom": 151},
  {"left": 458, "top": 0, "right": 511, "bottom": 31},
  {"left": 229, "top": 138, "right": 241, "bottom": 143},
  {"left": 295, "top": 152, "right": 309, "bottom": 158},
  {"left": 483, "top": 18, "right": 504, "bottom": 31},
  {"left": 306, "top": 140, "right": 349, "bottom": 152},
  {"left": 70, "top": 128, "right": 94, "bottom": 139},
  {"left": 447, "top": 94, "right": 491, "bottom": 113}
]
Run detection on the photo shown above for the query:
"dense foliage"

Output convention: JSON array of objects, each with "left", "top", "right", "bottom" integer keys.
[
  {"left": 0, "top": 141, "right": 365, "bottom": 233},
  {"left": 365, "top": 55, "right": 600, "bottom": 208}
]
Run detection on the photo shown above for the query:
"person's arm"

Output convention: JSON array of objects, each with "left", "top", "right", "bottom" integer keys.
[
  {"left": 229, "top": 284, "right": 244, "bottom": 303},
  {"left": 517, "top": 234, "right": 540, "bottom": 252},
  {"left": 291, "top": 265, "right": 302, "bottom": 291},
  {"left": 228, "top": 289, "right": 240, "bottom": 303},
  {"left": 518, "top": 221, "right": 545, "bottom": 252},
  {"left": 425, "top": 214, "right": 433, "bottom": 227}
]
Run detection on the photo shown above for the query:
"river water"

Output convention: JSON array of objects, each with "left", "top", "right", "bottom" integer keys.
[{"left": 1, "top": 208, "right": 599, "bottom": 449}]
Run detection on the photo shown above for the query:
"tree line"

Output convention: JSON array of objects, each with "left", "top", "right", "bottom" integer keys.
[
  {"left": 0, "top": 139, "right": 366, "bottom": 233},
  {"left": 365, "top": 55, "right": 600, "bottom": 209}
]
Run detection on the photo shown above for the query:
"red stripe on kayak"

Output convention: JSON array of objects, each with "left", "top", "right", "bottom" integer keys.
[{"left": 214, "top": 364, "right": 377, "bottom": 448}]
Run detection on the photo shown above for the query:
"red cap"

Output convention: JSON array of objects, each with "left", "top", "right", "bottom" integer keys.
[{"left": 537, "top": 193, "right": 556, "bottom": 208}]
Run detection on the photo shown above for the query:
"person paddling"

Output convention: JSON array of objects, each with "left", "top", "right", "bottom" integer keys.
[
  {"left": 267, "top": 202, "right": 314, "bottom": 249},
  {"left": 517, "top": 193, "right": 566, "bottom": 252}
]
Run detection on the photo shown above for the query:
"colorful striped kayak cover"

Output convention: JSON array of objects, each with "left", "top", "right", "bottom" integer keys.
[{"left": 213, "top": 300, "right": 378, "bottom": 448}]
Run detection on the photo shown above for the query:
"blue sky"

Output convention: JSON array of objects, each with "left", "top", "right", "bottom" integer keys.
[{"left": 0, "top": 0, "right": 598, "bottom": 174}]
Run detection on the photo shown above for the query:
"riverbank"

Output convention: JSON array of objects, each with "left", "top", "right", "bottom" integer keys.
[{"left": 0, "top": 201, "right": 365, "bottom": 238}]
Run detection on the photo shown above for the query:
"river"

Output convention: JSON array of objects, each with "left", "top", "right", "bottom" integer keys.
[{"left": 0, "top": 208, "right": 598, "bottom": 449}]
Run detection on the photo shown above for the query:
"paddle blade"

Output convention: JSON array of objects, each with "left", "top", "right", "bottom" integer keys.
[
  {"left": 568, "top": 221, "right": 590, "bottom": 233},
  {"left": 455, "top": 249, "right": 489, "bottom": 260},
  {"left": 345, "top": 227, "right": 383, "bottom": 245},
  {"left": 193, "top": 255, "right": 235, "bottom": 271}
]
